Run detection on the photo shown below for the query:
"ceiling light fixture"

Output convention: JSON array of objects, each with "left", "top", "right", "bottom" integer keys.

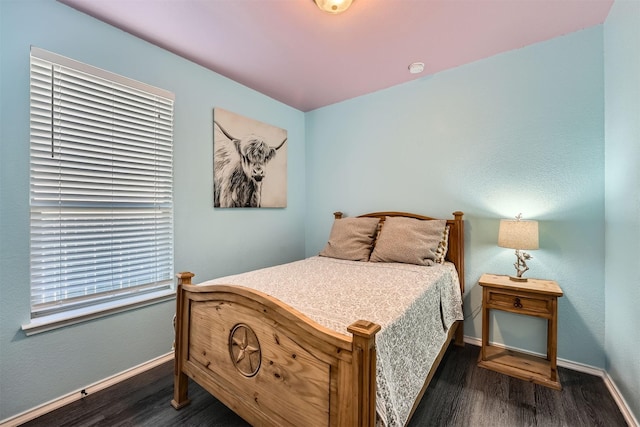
[
  {"left": 408, "top": 62, "right": 425, "bottom": 74},
  {"left": 314, "top": 0, "right": 353, "bottom": 14}
]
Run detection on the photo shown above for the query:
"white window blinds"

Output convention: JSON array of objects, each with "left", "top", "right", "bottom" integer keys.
[{"left": 29, "top": 47, "right": 175, "bottom": 318}]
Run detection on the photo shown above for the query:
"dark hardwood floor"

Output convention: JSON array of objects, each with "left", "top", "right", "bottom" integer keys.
[{"left": 21, "top": 344, "right": 627, "bottom": 427}]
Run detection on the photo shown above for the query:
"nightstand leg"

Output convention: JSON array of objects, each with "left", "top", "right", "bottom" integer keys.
[
  {"left": 481, "top": 288, "right": 489, "bottom": 361},
  {"left": 548, "top": 299, "right": 559, "bottom": 383}
]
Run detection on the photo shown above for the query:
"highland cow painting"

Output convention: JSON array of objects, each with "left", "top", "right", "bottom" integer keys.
[{"left": 213, "top": 108, "right": 287, "bottom": 208}]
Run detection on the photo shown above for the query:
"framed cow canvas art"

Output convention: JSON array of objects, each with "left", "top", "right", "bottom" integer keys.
[{"left": 213, "top": 108, "right": 287, "bottom": 208}]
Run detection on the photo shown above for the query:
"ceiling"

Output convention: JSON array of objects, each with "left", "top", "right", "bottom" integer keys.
[{"left": 59, "top": 0, "right": 614, "bottom": 112}]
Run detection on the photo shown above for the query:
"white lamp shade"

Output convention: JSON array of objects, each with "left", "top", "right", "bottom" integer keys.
[
  {"left": 314, "top": 0, "right": 353, "bottom": 14},
  {"left": 498, "top": 219, "right": 539, "bottom": 250}
]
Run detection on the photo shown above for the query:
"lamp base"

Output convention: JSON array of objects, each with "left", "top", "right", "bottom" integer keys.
[{"left": 509, "top": 276, "right": 528, "bottom": 282}]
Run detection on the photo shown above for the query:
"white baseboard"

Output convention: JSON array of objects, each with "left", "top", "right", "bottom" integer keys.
[
  {"left": 603, "top": 371, "right": 640, "bottom": 427},
  {"left": 464, "top": 336, "right": 638, "bottom": 427},
  {"left": 0, "top": 352, "right": 174, "bottom": 427}
]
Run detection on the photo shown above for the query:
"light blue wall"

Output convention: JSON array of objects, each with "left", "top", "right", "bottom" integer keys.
[
  {"left": 306, "top": 27, "right": 606, "bottom": 367},
  {"left": 604, "top": 0, "right": 640, "bottom": 421},
  {"left": 0, "top": 0, "right": 305, "bottom": 420}
]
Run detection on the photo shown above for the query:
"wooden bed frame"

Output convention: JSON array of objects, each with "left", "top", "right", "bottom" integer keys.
[{"left": 171, "top": 211, "right": 465, "bottom": 426}]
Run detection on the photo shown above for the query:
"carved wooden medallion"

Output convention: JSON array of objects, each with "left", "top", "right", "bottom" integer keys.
[{"left": 229, "top": 324, "right": 261, "bottom": 377}]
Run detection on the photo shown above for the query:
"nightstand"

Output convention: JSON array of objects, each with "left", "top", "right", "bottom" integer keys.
[{"left": 477, "top": 273, "right": 563, "bottom": 390}]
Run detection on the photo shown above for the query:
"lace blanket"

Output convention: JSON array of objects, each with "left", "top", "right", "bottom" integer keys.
[{"left": 201, "top": 256, "right": 463, "bottom": 427}]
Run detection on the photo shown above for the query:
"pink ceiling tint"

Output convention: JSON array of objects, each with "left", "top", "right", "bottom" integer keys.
[{"left": 59, "top": 0, "right": 613, "bottom": 112}]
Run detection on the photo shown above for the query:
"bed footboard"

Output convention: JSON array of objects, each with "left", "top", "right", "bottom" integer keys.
[{"left": 171, "top": 272, "right": 381, "bottom": 427}]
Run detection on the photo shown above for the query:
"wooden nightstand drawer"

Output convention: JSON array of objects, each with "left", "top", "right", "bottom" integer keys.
[{"left": 486, "top": 290, "right": 552, "bottom": 317}]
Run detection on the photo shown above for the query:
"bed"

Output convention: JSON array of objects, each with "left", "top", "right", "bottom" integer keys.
[{"left": 171, "top": 211, "right": 465, "bottom": 426}]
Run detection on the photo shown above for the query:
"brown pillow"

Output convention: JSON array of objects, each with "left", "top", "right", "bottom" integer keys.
[
  {"left": 370, "top": 217, "right": 446, "bottom": 266},
  {"left": 319, "top": 217, "right": 380, "bottom": 261}
]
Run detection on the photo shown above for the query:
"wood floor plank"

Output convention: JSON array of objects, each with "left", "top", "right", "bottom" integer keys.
[
  {"left": 533, "top": 380, "right": 565, "bottom": 426},
  {"left": 508, "top": 376, "right": 537, "bottom": 426},
  {"left": 20, "top": 344, "right": 627, "bottom": 427}
]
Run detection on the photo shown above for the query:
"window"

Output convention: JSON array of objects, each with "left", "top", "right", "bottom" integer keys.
[{"left": 26, "top": 47, "right": 175, "bottom": 333}]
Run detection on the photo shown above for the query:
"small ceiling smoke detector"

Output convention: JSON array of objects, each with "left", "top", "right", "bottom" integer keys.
[{"left": 408, "top": 62, "right": 425, "bottom": 74}]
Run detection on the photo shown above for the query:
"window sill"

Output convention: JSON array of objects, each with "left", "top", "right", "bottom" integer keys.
[{"left": 22, "top": 289, "right": 176, "bottom": 336}]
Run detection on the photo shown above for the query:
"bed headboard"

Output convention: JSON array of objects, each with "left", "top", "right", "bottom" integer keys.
[{"left": 333, "top": 211, "right": 465, "bottom": 295}]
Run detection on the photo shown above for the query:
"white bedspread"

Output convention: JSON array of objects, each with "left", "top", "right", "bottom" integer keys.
[{"left": 201, "top": 256, "right": 463, "bottom": 427}]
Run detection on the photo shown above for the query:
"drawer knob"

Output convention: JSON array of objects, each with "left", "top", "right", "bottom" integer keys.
[{"left": 513, "top": 297, "right": 523, "bottom": 309}]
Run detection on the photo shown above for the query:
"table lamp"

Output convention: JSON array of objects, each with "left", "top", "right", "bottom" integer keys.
[{"left": 498, "top": 214, "right": 539, "bottom": 281}]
